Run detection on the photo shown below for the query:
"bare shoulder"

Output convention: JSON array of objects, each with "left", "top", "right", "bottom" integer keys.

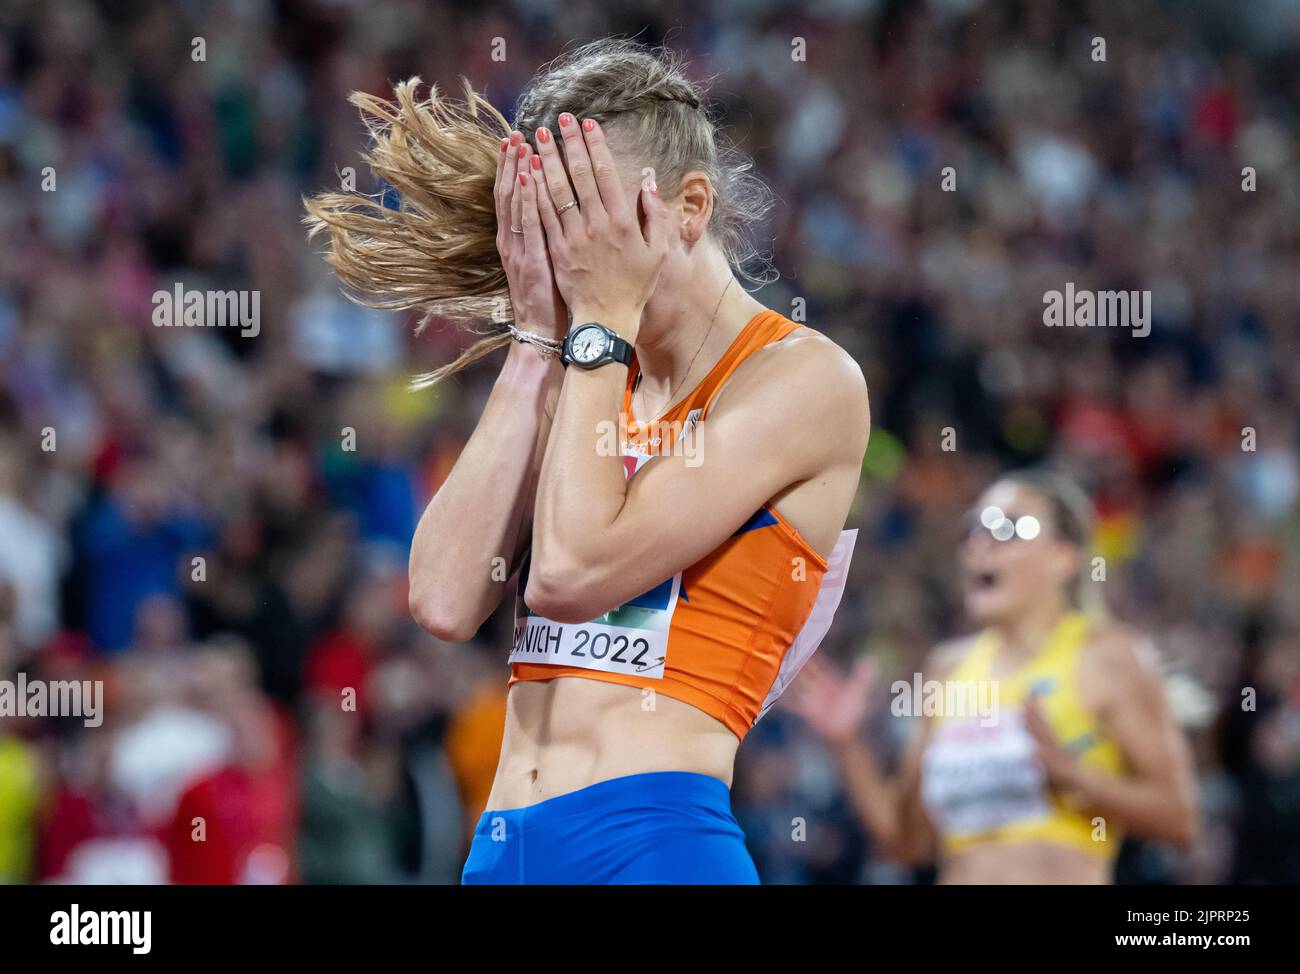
[
  {"left": 1081, "top": 622, "right": 1163, "bottom": 708},
  {"left": 750, "top": 325, "right": 868, "bottom": 408},
  {"left": 1086, "top": 623, "right": 1159, "bottom": 675},
  {"left": 710, "top": 323, "right": 870, "bottom": 455},
  {"left": 926, "top": 634, "right": 980, "bottom": 683}
]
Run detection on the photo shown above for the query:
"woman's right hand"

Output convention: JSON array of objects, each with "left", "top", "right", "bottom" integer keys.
[
  {"left": 495, "top": 131, "right": 567, "bottom": 342},
  {"left": 786, "top": 655, "right": 878, "bottom": 747}
]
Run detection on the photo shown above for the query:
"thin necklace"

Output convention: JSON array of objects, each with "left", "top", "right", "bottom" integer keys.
[{"left": 634, "top": 278, "right": 734, "bottom": 425}]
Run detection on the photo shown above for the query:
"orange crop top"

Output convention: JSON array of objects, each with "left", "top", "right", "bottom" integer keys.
[{"left": 508, "top": 310, "right": 858, "bottom": 739}]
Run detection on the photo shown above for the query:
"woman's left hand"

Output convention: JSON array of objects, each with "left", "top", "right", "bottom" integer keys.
[
  {"left": 521, "top": 114, "right": 673, "bottom": 340},
  {"left": 1024, "top": 696, "right": 1082, "bottom": 791}
]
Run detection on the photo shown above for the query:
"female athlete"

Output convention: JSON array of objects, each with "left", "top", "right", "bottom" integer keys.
[
  {"left": 790, "top": 471, "right": 1199, "bottom": 883},
  {"left": 308, "top": 39, "right": 869, "bottom": 883}
]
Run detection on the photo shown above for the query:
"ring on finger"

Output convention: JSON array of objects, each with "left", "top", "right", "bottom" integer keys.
[
  {"left": 510, "top": 226, "right": 524, "bottom": 234},
  {"left": 556, "top": 200, "right": 578, "bottom": 215}
]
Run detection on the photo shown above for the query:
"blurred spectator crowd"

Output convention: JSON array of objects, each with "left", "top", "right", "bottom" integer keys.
[{"left": 1, "top": 0, "right": 1298, "bottom": 883}]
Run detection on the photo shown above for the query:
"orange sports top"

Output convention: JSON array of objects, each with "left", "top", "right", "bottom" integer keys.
[{"left": 508, "top": 310, "right": 858, "bottom": 740}]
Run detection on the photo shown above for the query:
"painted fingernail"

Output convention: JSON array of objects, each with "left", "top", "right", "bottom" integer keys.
[
  {"left": 558, "top": 113, "right": 575, "bottom": 128},
  {"left": 519, "top": 173, "right": 528, "bottom": 186},
  {"left": 531, "top": 156, "right": 542, "bottom": 170},
  {"left": 583, "top": 119, "right": 595, "bottom": 133},
  {"left": 509, "top": 131, "right": 523, "bottom": 145},
  {"left": 536, "top": 127, "right": 551, "bottom": 144},
  {"left": 500, "top": 138, "right": 509, "bottom": 152}
]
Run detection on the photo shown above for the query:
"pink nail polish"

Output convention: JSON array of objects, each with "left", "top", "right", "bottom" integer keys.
[
  {"left": 500, "top": 138, "right": 508, "bottom": 152},
  {"left": 531, "top": 156, "right": 541, "bottom": 170},
  {"left": 509, "top": 131, "right": 523, "bottom": 145},
  {"left": 519, "top": 173, "right": 528, "bottom": 186},
  {"left": 537, "top": 127, "right": 551, "bottom": 144},
  {"left": 583, "top": 119, "right": 595, "bottom": 133},
  {"left": 559, "top": 113, "right": 574, "bottom": 128}
]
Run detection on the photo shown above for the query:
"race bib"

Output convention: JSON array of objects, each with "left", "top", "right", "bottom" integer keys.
[
  {"left": 508, "top": 557, "right": 680, "bottom": 679},
  {"left": 508, "top": 436, "right": 684, "bottom": 679},
  {"left": 921, "top": 709, "right": 1052, "bottom": 837}
]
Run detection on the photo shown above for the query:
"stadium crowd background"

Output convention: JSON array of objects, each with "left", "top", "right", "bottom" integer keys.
[{"left": 1, "top": 0, "right": 1298, "bottom": 884}]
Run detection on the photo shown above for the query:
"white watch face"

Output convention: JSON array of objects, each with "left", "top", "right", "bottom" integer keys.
[{"left": 571, "top": 326, "right": 609, "bottom": 364}]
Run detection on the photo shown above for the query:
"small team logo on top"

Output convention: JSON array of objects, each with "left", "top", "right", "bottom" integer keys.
[
  {"left": 600, "top": 409, "right": 705, "bottom": 469},
  {"left": 622, "top": 453, "right": 647, "bottom": 480},
  {"left": 1028, "top": 676, "right": 1058, "bottom": 697}
]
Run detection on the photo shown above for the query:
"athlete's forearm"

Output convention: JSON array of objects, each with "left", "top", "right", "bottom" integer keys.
[
  {"left": 409, "top": 341, "right": 561, "bottom": 641},
  {"left": 832, "top": 737, "right": 920, "bottom": 863},
  {"left": 528, "top": 346, "right": 631, "bottom": 619},
  {"left": 1060, "top": 761, "right": 1200, "bottom": 848}
]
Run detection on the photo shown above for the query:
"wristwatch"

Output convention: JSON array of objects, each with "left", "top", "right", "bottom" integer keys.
[{"left": 562, "top": 322, "right": 634, "bottom": 370}]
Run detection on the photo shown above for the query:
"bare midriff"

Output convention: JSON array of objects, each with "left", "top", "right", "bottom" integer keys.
[
  {"left": 939, "top": 842, "right": 1110, "bottom": 884},
  {"left": 485, "top": 677, "right": 739, "bottom": 811}
]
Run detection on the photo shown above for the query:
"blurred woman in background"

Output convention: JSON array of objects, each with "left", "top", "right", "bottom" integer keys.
[{"left": 791, "top": 471, "right": 1199, "bottom": 884}]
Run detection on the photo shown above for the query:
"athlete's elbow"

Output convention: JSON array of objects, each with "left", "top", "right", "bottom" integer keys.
[
  {"left": 877, "top": 832, "right": 928, "bottom": 867},
  {"left": 408, "top": 585, "right": 481, "bottom": 643},
  {"left": 844, "top": 806, "right": 922, "bottom": 865},
  {"left": 523, "top": 577, "right": 592, "bottom": 624},
  {"left": 1126, "top": 790, "right": 1200, "bottom": 849},
  {"left": 524, "top": 554, "right": 607, "bottom": 623},
  {"left": 1166, "top": 797, "right": 1201, "bottom": 849}
]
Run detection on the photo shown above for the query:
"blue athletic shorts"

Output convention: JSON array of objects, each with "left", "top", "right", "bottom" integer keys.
[{"left": 461, "top": 771, "right": 759, "bottom": 884}]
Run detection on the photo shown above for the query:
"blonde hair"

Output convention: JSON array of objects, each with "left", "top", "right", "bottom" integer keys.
[
  {"left": 304, "top": 38, "right": 772, "bottom": 388},
  {"left": 1001, "top": 469, "right": 1108, "bottom": 622}
]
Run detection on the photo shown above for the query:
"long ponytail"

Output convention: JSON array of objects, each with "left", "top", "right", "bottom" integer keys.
[
  {"left": 304, "top": 39, "right": 774, "bottom": 389},
  {"left": 304, "top": 79, "right": 512, "bottom": 388}
]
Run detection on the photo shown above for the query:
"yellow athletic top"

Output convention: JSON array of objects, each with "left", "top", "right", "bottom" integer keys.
[{"left": 920, "top": 613, "right": 1125, "bottom": 860}]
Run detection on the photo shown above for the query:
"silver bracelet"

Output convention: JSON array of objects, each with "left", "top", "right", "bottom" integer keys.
[{"left": 508, "top": 324, "right": 564, "bottom": 359}]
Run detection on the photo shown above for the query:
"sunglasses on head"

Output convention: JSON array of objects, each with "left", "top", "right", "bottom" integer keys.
[{"left": 962, "top": 505, "right": 1043, "bottom": 542}]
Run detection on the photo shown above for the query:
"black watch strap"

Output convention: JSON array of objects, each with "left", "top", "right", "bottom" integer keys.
[{"left": 607, "top": 333, "right": 634, "bottom": 367}]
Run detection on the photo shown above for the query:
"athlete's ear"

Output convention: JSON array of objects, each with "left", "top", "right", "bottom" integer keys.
[
  {"left": 677, "top": 171, "right": 714, "bottom": 244},
  {"left": 640, "top": 173, "right": 673, "bottom": 250}
]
